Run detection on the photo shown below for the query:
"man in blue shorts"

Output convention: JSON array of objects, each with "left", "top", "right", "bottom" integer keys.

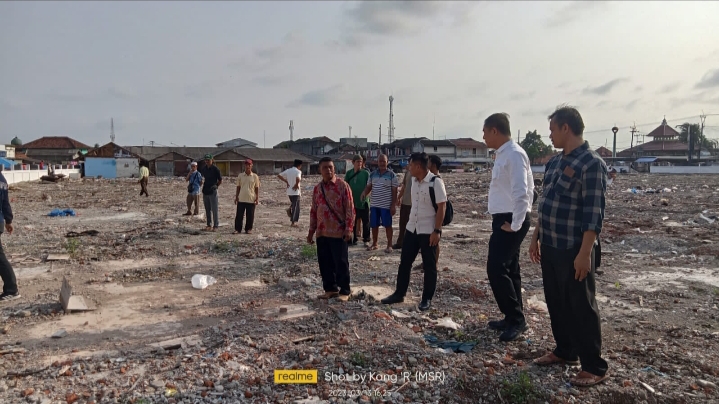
[{"left": 361, "top": 154, "right": 399, "bottom": 253}]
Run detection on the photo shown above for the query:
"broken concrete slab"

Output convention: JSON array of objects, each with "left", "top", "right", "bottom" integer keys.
[
  {"left": 257, "top": 304, "right": 314, "bottom": 321},
  {"left": 46, "top": 254, "right": 70, "bottom": 261},
  {"left": 149, "top": 334, "right": 203, "bottom": 350},
  {"left": 51, "top": 329, "right": 68, "bottom": 339},
  {"left": 59, "top": 276, "right": 95, "bottom": 314}
]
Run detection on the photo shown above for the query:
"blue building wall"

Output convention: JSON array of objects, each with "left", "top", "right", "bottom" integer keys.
[{"left": 85, "top": 158, "right": 117, "bottom": 178}]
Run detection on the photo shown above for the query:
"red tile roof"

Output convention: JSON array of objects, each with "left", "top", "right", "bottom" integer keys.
[
  {"left": 594, "top": 146, "right": 613, "bottom": 157},
  {"left": 646, "top": 119, "right": 680, "bottom": 138},
  {"left": 20, "top": 136, "right": 91, "bottom": 150}
]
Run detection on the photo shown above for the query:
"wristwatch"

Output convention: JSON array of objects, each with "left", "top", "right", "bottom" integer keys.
[{"left": 433, "top": 229, "right": 442, "bottom": 235}]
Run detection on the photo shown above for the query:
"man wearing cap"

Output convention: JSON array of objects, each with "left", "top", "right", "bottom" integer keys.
[
  {"left": 345, "top": 155, "right": 370, "bottom": 245},
  {"left": 278, "top": 159, "right": 303, "bottom": 227},
  {"left": 199, "top": 154, "right": 222, "bottom": 231},
  {"left": 235, "top": 159, "right": 260, "bottom": 234},
  {"left": 184, "top": 161, "right": 202, "bottom": 216}
]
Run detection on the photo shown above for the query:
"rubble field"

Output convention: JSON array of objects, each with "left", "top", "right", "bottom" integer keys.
[{"left": 1, "top": 172, "right": 718, "bottom": 404}]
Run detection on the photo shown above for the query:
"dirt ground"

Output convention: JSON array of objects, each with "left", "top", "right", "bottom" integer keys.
[{"left": 1, "top": 172, "right": 718, "bottom": 404}]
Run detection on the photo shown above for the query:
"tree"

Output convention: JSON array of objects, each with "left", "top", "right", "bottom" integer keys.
[
  {"left": 519, "top": 130, "right": 554, "bottom": 164},
  {"left": 677, "top": 123, "right": 715, "bottom": 156},
  {"left": 94, "top": 143, "right": 100, "bottom": 148}
]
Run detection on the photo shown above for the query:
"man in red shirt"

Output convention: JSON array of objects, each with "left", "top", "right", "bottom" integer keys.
[{"left": 307, "top": 157, "right": 355, "bottom": 302}]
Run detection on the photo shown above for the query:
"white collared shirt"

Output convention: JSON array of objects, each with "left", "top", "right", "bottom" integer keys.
[
  {"left": 488, "top": 140, "right": 534, "bottom": 231},
  {"left": 406, "top": 171, "right": 447, "bottom": 235}
]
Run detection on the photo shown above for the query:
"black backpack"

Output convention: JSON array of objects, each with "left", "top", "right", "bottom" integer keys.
[{"left": 429, "top": 176, "right": 453, "bottom": 226}]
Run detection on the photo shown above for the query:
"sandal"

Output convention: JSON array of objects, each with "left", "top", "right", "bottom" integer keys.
[
  {"left": 204, "top": 226, "right": 212, "bottom": 231},
  {"left": 384, "top": 247, "right": 393, "bottom": 254},
  {"left": 570, "top": 371, "right": 609, "bottom": 388},
  {"left": 367, "top": 245, "right": 378, "bottom": 251},
  {"left": 533, "top": 352, "right": 580, "bottom": 366}
]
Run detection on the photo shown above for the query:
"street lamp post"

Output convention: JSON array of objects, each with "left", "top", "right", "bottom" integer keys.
[{"left": 611, "top": 126, "right": 619, "bottom": 159}]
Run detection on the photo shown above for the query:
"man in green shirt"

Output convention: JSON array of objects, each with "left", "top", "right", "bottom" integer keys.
[{"left": 345, "top": 155, "right": 370, "bottom": 245}]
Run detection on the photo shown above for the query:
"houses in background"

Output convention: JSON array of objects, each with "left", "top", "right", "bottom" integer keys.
[
  {"left": 15, "top": 136, "right": 90, "bottom": 164},
  {"left": 81, "top": 142, "right": 144, "bottom": 178}
]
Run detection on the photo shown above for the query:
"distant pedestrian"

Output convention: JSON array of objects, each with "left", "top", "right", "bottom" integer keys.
[
  {"left": 529, "top": 105, "right": 609, "bottom": 388},
  {"left": 345, "top": 155, "right": 370, "bottom": 246},
  {"left": 139, "top": 163, "right": 150, "bottom": 197},
  {"left": 360, "top": 154, "right": 398, "bottom": 253},
  {"left": 199, "top": 154, "right": 222, "bottom": 231},
  {"left": 278, "top": 159, "right": 303, "bottom": 227},
  {"left": 482, "top": 113, "right": 534, "bottom": 342},
  {"left": 308, "top": 157, "right": 355, "bottom": 302},
  {"left": 381, "top": 152, "right": 446, "bottom": 312},
  {"left": 234, "top": 159, "right": 260, "bottom": 234},
  {"left": 0, "top": 166, "right": 20, "bottom": 303},
  {"left": 184, "top": 161, "right": 202, "bottom": 216}
]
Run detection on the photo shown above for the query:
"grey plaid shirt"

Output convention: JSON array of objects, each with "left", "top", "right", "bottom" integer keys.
[{"left": 538, "top": 141, "right": 607, "bottom": 249}]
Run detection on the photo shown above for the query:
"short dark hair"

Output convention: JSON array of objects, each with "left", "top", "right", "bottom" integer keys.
[
  {"left": 319, "top": 156, "right": 333, "bottom": 166},
  {"left": 484, "top": 113, "right": 511, "bottom": 136},
  {"left": 548, "top": 105, "right": 584, "bottom": 136},
  {"left": 429, "top": 154, "right": 442, "bottom": 169},
  {"left": 409, "top": 152, "right": 429, "bottom": 169},
  {"left": 293, "top": 159, "right": 303, "bottom": 167}
]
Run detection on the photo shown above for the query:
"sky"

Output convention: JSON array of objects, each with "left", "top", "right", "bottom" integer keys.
[{"left": 2, "top": 1, "right": 719, "bottom": 151}]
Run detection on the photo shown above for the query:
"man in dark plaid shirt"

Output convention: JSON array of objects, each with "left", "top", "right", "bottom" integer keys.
[{"left": 528, "top": 106, "right": 609, "bottom": 388}]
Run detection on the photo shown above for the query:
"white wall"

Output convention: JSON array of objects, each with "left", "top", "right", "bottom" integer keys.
[
  {"left": 531, "top": 166, "right": 546, "bottom": 173},
  {"left": 115, "top": 158, "right": 140, "bottom": 178},
  {"left": 651, "top": 165, "right": 719, "bottom": 174},
  {"left": 4, "top": 168, "right": 81, "bottom": 185}
]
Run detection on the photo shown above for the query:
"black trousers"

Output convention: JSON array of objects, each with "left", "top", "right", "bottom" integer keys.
[
  {"left": 317, "top": 237, "right": 351, "bottom": 295},
  {"left": 487, "top": 212, "right": 531, "bottom": 326},
  {"left": 0, "top": 238, "right": 18, "bottom": 295},
  {"left": 235, "top": 202, "right": 256, "bottom": 232},
  {"left": 395, "top": 231, "right": 438, "bottom": 301},
  {"left": 541, "top": 243, "right": 608, "bottom": 377},
  {"left": 354, "top": 206, "right": 371, "bottom": 243},
  {"left": 288, "top": 196, "right": 301, "bottom": 223}
]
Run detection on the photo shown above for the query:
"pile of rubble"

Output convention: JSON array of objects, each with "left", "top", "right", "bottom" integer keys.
[{"left": 0, "top": 173, "right": 718, "bottom": 403}]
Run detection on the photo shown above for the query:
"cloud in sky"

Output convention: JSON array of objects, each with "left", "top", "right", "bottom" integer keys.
[{"left": 1, "top": 1, "right": 718, "bottom": 149}]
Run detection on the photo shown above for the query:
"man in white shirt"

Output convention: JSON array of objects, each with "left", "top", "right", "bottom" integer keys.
[
  {"left": 483, "top": 113, "right": 534, "bottom": 342},
  {"left": 380, "top": 152, "right": 447, "bottom": 312},
  {"left": 277, "top": 159, "right": 303, "bottom": 227}
]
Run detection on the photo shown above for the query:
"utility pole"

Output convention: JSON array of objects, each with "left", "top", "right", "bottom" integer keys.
[
  {"left": 432, "top": 115, "right": 435, "bottom": 140},
  {"left": 630, "top": 122, "right": 637, "bottom": 151},
  {"left": 699, "top": 112, "right": 707, "bottom": 161},
  {"left": 263, "top": 130, "right": 266, "bottom": 148},
  {"left": 349, "top": 126, "right": 352, "bottom": 139},
  {"left": 379, "top": 124, "right": 382, "bottom": 146}
]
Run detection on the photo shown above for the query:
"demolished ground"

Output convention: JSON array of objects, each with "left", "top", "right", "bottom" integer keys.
[{"left": 1, "top": 172, "right": 718, "bottom": 404}]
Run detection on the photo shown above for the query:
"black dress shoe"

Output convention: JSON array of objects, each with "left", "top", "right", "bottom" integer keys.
[
  {"left": 488, "top": 319, "right": 508, "bottom": 331},
  {"left": 418, "top": 299, "right": 431, "bottom": 311},
  {"left": 380, "top": 294, "right": 404, "bottom": 305},
  {"left": 499, "top": 323, "right": 528, "bottom": 342}
]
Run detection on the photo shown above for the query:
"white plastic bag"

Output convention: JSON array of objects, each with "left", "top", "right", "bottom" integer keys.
[{"left": 191, "top": 274, "right": 217, "bottom": 290}]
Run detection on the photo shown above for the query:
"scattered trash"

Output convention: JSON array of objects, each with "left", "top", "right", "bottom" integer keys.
[
  {"left": 434, "top": 317, "right": 461, "bottom": 330},
  {"left": 48, "top": 208, "right": 76, "bottom": 217},
  {"left": 423, "top": 335, "right": 477, "bottom": 353},
  {"left": 191, "top": 274, "right": 217, "bottom": 290},
  {"left": 527, "top": 295, "right": 548, "bottom": 313}
]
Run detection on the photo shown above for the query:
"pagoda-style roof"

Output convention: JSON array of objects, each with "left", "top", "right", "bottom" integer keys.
[{"left": 646, "top": 118, "right": 680, "bottom": 139}]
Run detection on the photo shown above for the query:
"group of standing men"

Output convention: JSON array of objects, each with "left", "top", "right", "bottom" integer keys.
[{"left": 303, "top": 106, "right": 609, "bottom": 388}]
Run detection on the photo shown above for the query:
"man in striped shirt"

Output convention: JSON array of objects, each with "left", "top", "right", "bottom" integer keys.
[
  {"left": 361, "top": 154, "right": 399, "bottom": 253},
  {"left": 529, "top": 106, "right": 609, "bottom": 388}
]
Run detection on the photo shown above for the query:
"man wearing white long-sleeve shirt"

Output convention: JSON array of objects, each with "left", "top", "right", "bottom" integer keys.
[{"left": 483, "top": 113, "right": 534, "bottom": 342}]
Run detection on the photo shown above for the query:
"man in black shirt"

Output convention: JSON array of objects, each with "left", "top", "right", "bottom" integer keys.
[{"left": 199, "top": 154, "right": 222, "bottom": 231}]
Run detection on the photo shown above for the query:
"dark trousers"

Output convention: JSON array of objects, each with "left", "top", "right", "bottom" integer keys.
[
  {"left": 235, "top": 202, "right": 256, "bottom": 232},
  {"left": 354, "top": 206, "right": 371, "bottom": 243},
  {"left": 487, "top": 213, "right": 531, "bottom": 326},
  {"left": 394, "top": 204, "right": 412, "bottom": 247},
  {"left": 0, "top": 239, "right": 18, "bottom": 295},
  {"left": 541, "top": 244, "right": 608, "bottom": 377},
  {"left": 317, "top": 237, "right": 351, "bottom": 295},
  {"left": 395, "top": 231, "right": 438, "bottom": 301},
  {"left": 139, "top": 177, "right": 148, "bottom": 196},
  {"left": 288, "top": 196, "right": 301, "bottom": 223}
]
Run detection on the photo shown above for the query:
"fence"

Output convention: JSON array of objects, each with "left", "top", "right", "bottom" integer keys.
[
  {"left": 4, "top": 167, "right": 81, "bottom": 185},
  {"left": 531, "top": 165, "right": 719, "bottom": 175}
]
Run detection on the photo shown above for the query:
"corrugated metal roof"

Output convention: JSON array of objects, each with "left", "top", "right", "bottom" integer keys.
[{"left": 635, "top": 157, "right": 658, "bottom": 163}]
